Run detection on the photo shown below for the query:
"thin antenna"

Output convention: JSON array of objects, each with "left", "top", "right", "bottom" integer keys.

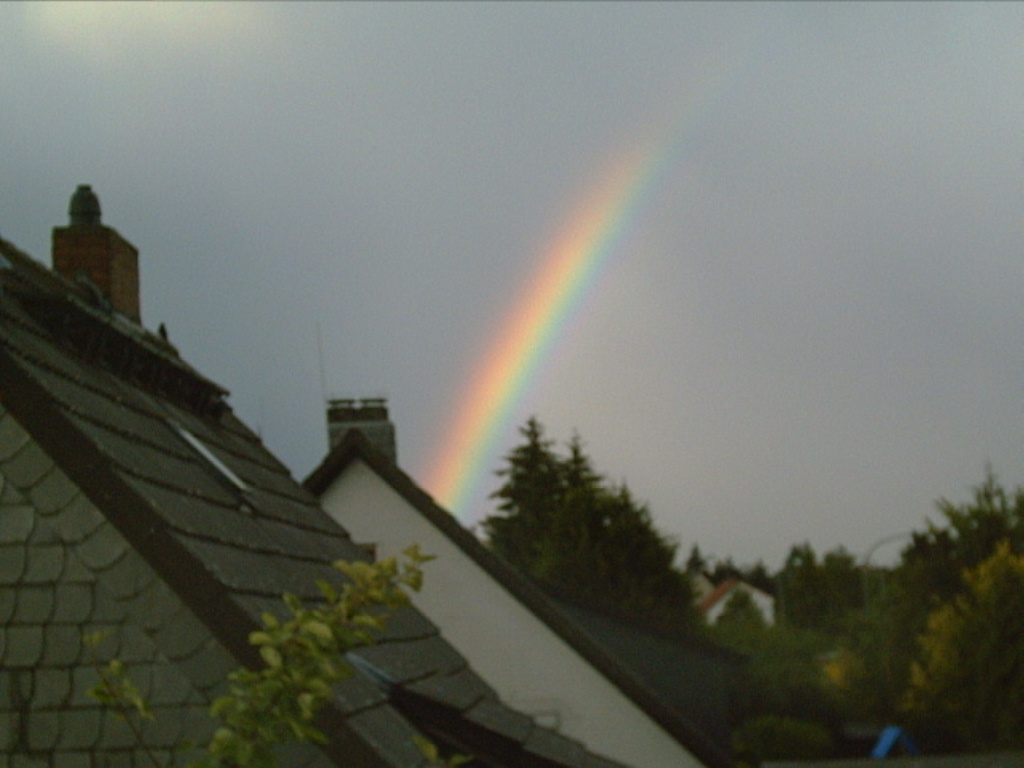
[{"left": 316, "top": 320, "right": 329, "bottom": 404}]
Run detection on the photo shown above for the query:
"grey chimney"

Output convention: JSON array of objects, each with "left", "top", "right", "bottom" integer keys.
[{"left": 327, "top": 397, "right": 397, "bottom": 463}]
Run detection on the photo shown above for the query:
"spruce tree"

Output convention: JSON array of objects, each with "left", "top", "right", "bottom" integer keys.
[
  {"left": 483, "top": 418, "right": 698, "bottom": 631},
  {"left": 485, "top": 417, "right": 563, "bottom": 568}
]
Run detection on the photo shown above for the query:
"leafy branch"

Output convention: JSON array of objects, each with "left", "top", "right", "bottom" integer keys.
[
  {"left": 84, "top": 632, "right": 164, "bottom": 768},
  {"left": 88, "top": 545, "right": 465, "bottom": 767}
]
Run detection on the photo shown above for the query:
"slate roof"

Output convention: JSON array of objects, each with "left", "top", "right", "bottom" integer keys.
[
  {"left": 306, "top": 431, "right": 738, "bottom": 768},
  {"left": 0, "top": 231, "right": 628, "bottom": 768},
  {"left": 547, "top": 596, "right": 737, "bottom": 759}
]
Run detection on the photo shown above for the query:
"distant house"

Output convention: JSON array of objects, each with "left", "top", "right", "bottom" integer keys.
[
  {"left": 0, "top": 186, "right": 628, "bottom": 768},
  {"left": 696, "top": 576, "right": 776, "bottom": 627},
  {"left": 306, "top": 427, "right": 739, "bottom": 768}
]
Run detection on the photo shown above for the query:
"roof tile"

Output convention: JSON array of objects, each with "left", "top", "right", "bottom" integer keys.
[
  {"left": 172, "top": 636, "right": 237, "bottom": 695},
  {"left": 403, "top": 666, "right": 497, "bottom": 712},
  {"left": 40, "top": 624, "right": 84, "bottom": 667},
  {"left": 344, "top": 704, "right": 427, "bottom": 767},
  {"left": 13, "top": 585, "right": 56, "bottom": 625},
  {"left": 2, "top": 436, "right": 54, "bottom": 489},
  {"left": 150, "top": 603, "right": 213, "bottom": 662},
  {"left": 4, "top": 624, "right": 45, "bottom": 667},
  {"left": 101, "top": 550, "right": 158, "bottom": 600},
  {"left": 27, "top": 465, "right": 80, "bottom": 516},
  {"left": 0, "top": 503, "right": 35, "bottom": 544},
  {"left": 59, "top": 708, "right": 104, "bottom": 750},
  {"left": 10, "top": 755, "right": 50, "bottom": 768},
  {"left": 0, "top": 409, "right": 31, "bottom": 461},
  {"left": 463, "top": 698, "right": 534, "bottom": 745},
  {"left": 97, "top": 708, "right": 140, "bottom": 749},
  {"left": 52, "top": 750, "right": 92, "bottom": 768},
  {"left": 111, "top": 626, "right": 153, "bottom": 665},
  {"left": 376, "top": 604, "right": 438, "bottom": 643},
  {"left": 14, "top": 351, "right": 177, "bottom": 449},
  {"left": 243, "top": 487, "right": 347, "bottom": 536},
  {"left": 173, "top": 533, "right": 339, "bottom": 600},
  {"left": 47, "top": 493, "right": 105, "bottom": 544},
  {"left": 22, "top": 542, "right": 66, "bottom": 584},
  {"left": 129, "top": 580, "right": 188, "bottom": 633},
  {"left": 75, "top": 521, "right": 130, "bottom": 572},
  {"left": 331, "top": 671, "right": 390, "bottom": 715},
  {"left": 0, "top": 587, "right": 15, "bottom": 623},
  {"left": 59, "top": 553, "right": 93, "bottom": 584},
  {"left": 0, "top": 543, "right": 28, "bottom": 584},
  {"left": 352, "top": 635, "right": 465, "bottom": 686},
  {"left": 50, "top": 583, "right": 95, "bottom": 624},
  {"left": 26, "top": 708, "right": 60, "bottom": 751},
  {"left": 141, "top": 663, "right": 200, "bottom": 708},
  {"left": 32, "top": 668, "right": 73, "bottom": 708},
  {"left": 67, "top": 414, "right": 238, "bottom": 504}
]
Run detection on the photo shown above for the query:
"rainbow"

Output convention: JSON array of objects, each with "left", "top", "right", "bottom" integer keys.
[
  {"left": 423, "top": 134, "right": 669, "bottom": 521},
  {"left": 423, "top": 32, "right": 755, "bottom": 523}
]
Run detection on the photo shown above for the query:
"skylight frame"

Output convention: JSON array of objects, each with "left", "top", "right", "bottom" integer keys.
[{"left": 173, "top": 424, "right": 248, "bottom": 492}]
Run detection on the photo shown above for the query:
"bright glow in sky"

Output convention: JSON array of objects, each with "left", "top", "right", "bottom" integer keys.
[{"left": 2, "top": 3, "right": 1022, "bottom": 568}]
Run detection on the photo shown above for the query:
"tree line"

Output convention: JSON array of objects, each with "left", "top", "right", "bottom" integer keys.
[{"left": 482, "top": 418, "right": 1024, "bottom": 762}]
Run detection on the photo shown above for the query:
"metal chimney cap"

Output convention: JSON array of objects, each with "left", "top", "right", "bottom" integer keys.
[{"left": 69, "top": 184, "right": 101, "bottom": 225}]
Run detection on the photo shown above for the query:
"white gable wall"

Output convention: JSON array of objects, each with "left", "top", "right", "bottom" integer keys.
[
  {"left": 705, "top": 582, "right": 775, "bottom": 626},
  {"left": 319, "top": 459, "right": 705, "bottom": 768}
]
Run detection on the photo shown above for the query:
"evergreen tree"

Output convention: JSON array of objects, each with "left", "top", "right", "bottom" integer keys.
[
  {"left": 485, "top": 417, "right": 563, "bottom": 569},
  {"left": 776, "top": 543, "right": 862, "bottom": 634},
  {"left": 684, "top": 544, "right": 707, "bottom": 576},
  {"left": 482, "top": 418, "right": 698, "bottom": 631}
]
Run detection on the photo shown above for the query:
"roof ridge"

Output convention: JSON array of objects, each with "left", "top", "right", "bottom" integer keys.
[{"left": 1, "top": 239, "right": 229, "bottom": 419}]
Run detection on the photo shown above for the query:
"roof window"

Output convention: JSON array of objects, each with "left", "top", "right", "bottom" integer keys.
[{"left": 174, "top": 424, "right": 247, "bottom": 492}]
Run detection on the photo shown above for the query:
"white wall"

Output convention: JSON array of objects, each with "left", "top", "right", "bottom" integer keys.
[
  {"left": 706, "top": 582, "right": 775, "bottom": 626},
  {"left": 319, "top": 460, "right": 705, "bottom": 768}
]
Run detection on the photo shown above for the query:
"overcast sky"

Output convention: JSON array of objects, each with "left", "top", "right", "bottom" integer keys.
[{"left": 2, "top": 3, "right": 1021, "bottom": 569}]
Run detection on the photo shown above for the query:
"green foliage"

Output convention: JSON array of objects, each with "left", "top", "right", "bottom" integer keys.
[
  {"left": 684, "top": 544, "right": 707, "bottom": 575},
  {"left": 85, "top": 633, "right": 155, "bottom": 723},
  {"left": 198, "top": 549, "right": 431, "bottom": 768},
  {"left": 87, "top": 545, "right": 466, "bottom": 768},
  {"left": 822, "top": 592, "right": 905, "bottom": 724},
  {"left": 834, "top": 470, "right": 1024, "bottom": 731},
  {"left": 697, "top": 469, "right": 1024, "bottom": 757},
  {"left": 777, "top": 543, "right": 862, "bottom": 635},
  {"left": 483, "top": 418, "right": 697, "bottom": 630},
  {"left": 732, "top": 715, "right": 833, "bottom": 765},
  {"left": 903, "top": 541, "right": 1024, "bottom": 749},
  {"left": 717, "top": 621, "right": 841, "bottom": 734},
  {"left": 84, "top": 632, "right": 165, "bottom": 768}
]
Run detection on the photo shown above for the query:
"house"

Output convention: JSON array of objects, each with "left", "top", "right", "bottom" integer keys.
[
  {"left": 0, "top": 186, "right": 630, "bottom": 768},
  {"left": 306, "top": 425, "right": 738, "bottom": 768},
  {"left": 695, "top": 576, "right": 775, "bottom": 627}
]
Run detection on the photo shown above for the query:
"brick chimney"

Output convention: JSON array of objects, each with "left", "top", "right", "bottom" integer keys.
[
  {"left": 52, "top": 185, "right": 141, "bottom": 322},
  {"left": 327, "top": 397, "right": 397, "bottom": 462}
]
